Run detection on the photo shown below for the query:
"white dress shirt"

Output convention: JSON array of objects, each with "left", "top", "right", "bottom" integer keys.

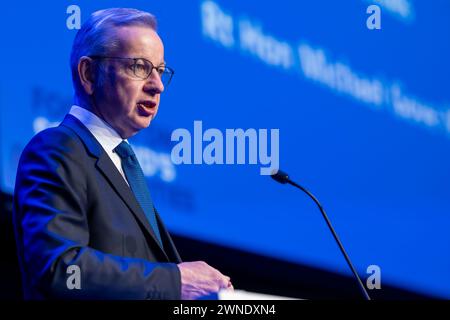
[{"left": 69, "top": 105, "right": 128, "bottom": 183}]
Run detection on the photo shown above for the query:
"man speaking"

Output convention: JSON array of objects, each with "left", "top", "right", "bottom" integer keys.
[{"left": 13, "top": 8, "right": 232, "bottom": 299}]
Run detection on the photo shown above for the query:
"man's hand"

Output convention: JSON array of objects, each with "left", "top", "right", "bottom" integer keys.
[{"left": 178, "top": 261, "right": 233, "bottom": 300}]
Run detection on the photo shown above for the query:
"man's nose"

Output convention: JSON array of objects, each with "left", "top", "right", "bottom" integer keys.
[{"left": 144, "top": 70, "right": 164, "bottom": 94}]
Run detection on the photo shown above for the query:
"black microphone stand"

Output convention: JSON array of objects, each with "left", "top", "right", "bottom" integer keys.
[{"left": 271, "top": 170, "right": 371, "bottom": 300}]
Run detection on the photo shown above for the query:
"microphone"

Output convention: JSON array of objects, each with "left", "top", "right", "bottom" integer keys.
[{"left": 270, "top": 169, "right": 371, "bottom": 300}]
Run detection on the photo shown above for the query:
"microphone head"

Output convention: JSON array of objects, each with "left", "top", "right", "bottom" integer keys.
[{"left": 270, "top": 169, "right": 290, "bottom": 184}]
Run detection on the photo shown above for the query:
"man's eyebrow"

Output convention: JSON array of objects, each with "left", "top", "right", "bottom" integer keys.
[{"left": 141, "top": 57, "right": 165, "bottom": 67}]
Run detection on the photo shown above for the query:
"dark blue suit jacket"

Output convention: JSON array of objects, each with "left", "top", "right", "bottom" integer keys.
[{"left": 13, "top": 114, "right": 182, "bottom": 299}]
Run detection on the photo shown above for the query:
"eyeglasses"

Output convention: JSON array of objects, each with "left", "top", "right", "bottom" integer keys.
[{"left": 89, "top": 56, "right": 175, "bottom": 87}]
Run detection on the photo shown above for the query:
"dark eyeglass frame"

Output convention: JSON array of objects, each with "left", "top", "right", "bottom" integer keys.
[{"left": 89, "top": 55, "right": 175, "bottom": 87}]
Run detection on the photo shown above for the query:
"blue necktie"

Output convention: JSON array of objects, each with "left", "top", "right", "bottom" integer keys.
[{"left": 114, "top": 141, "right": 163, "bottom": 247}]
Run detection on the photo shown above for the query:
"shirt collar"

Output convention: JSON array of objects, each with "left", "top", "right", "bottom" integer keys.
[{"left": 69, "top": 105, "right": 125, "bottom": 152}]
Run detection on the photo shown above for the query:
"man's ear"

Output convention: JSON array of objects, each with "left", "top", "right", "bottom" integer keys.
[{"left": 78, "top": 56, "right": 96, "bottom": 95}]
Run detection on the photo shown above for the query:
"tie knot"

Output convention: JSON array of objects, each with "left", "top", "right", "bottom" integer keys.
[{"left": 114, "top": 141, "right": 135, "bottom": 159}]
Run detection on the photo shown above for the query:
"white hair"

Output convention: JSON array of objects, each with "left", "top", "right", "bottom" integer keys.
[{"left": 70, "top": 8, "right": 158, "bottom": 98}]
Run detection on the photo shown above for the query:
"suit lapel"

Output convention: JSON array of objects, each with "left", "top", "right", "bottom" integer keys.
[
  {"left": 60, "top": 114, "right": 170, "bottom": 260},
  {"left": 155, "top": 209, "right": 182, "bottom": 263}
]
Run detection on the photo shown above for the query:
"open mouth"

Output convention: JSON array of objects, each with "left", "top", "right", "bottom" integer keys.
[
  {"left": 137, "top": 100, "right": 156, "bottom": 109},
  {"left": 137, "top": 100, "right": 157, "bottom": 116}
]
